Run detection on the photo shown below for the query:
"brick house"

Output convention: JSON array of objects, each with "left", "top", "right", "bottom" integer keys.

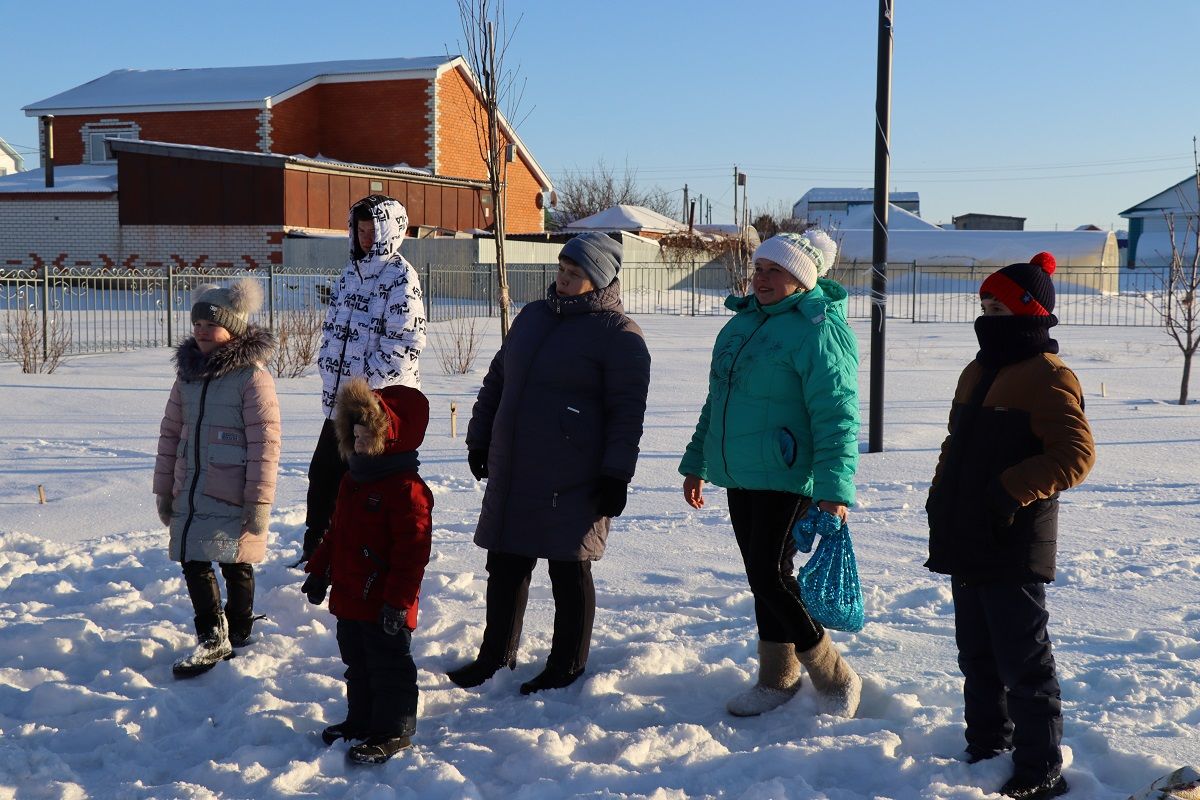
[{"left": 1, "top": 56, "right": 552, "bottom": 273}]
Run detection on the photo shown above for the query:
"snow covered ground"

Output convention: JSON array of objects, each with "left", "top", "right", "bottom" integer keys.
[{"left": 1, "top": 315, "right": 1197, "bottom": 799}]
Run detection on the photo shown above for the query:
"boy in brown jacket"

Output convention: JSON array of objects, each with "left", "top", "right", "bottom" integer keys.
[{"left": 925, "top": 253, "right": 1096, "bottom": 800}]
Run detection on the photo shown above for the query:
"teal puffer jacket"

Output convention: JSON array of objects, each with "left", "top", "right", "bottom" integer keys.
[{"left": 679, "top": 279, "right": 860, "bottom": 504}]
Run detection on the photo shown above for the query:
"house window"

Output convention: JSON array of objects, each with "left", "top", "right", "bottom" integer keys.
[{"left": 82, "top": 123, "right": 139, "bottom": 164}]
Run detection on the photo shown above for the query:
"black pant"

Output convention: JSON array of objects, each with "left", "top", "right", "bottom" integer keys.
[
  {"left": 336, "top": 618, "right": 418, "bottom": 739},
  {"left": 727, "top": 488, "right": 823, "bottom": 650},
  {"left": 480, "top": 550, "right": 595, "bottom": 673},
  {"left": 182, "top": 560, "right": 254, "bottom": 636},
  {"left": 304, "top": 418, "right": 347, "bottom": 553},
  {"left": 953, "top": 579, "right": 1062, "bottom": 780}
]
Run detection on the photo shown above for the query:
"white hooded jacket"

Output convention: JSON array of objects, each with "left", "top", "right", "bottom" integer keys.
[{"left": 317, "top": 196, "right": 427, "bottom": 417}]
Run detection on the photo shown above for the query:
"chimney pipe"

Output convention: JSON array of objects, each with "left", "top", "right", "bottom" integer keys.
[{"left": 41, "top": 115, "right": 54, "bottom": 189}]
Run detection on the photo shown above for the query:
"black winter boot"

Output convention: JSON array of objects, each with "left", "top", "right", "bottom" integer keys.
[
  {"left": 322, "top": 720, "right": 369, "bottom": 745},
  {"left": 1000, "top": 769, "right": 1069, "bottom": 799},
  {"left": 519, "top": 663, "right": 584, "bottom": 695},
  {"left": 347, "top": 735, "right": 412, "bottom": 764},
  {"left": 446, "top": 651, "right": 515, "bottom": 688},
  {"left": 172, "top": 615, "right": 233, "bottom": 678}
]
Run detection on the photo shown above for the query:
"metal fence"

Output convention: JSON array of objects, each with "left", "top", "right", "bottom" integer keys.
[{"left": 0, "top": 262, "right": 1179, "bottom": 362}]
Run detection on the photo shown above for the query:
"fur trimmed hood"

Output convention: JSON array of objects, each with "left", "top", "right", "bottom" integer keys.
[
  {"left": 174, "top": 325, "right": 276, "bottom": 381},
  {"left": 334, "top": 377, "right": 429, "bottom": 460}
]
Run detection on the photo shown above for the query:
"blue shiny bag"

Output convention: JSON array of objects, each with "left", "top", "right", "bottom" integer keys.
[{"left": 796, "top": 513, "right": 865, "bottom": 633}]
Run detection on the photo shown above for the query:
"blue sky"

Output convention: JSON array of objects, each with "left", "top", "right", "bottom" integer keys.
[{"left": 3, "top": 0, "right": 1197, "bottom": 231}]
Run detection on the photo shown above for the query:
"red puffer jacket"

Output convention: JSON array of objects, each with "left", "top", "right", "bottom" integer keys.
[{"left": 307, "top": 379, "right": 434, "bottom": 627}]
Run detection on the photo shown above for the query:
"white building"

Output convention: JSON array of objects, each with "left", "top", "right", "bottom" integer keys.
[{"left": 1119, "top": 174, "right": 1199, "bottom": 267}]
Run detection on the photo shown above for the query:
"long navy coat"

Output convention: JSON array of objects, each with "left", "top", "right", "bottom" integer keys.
[{"left": 467, "top": 280, "right": 651, "bottom": 561}]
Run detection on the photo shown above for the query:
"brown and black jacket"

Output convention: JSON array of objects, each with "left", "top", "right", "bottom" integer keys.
[{"left": 925, "top": 353, "right": 1096, "bottom": 583}]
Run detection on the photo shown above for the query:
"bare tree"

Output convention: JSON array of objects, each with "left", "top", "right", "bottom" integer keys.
[
  {"left": 551, "top": 159, "right": 677, "bottom": 227},
  {"left": 431, "top": 316, "right": 483, "bottom": 375},
  {"left": 1158, "top": 153, "right": 1200, "bottom": 404},
  {"left": 1, "top": 305, "right": 70, "bottom": 374},
  {"left": 456, "top": 0, "right": 527, "bottom": 339},
  {"left": 271, "top": 307, "right": 324, "bottom": 379}
]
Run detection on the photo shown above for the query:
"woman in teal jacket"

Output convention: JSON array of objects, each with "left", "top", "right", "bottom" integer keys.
[{"left": 680, "top": 230, "right": 862, "bottom": 719}]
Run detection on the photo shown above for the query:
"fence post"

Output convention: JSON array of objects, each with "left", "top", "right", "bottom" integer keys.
[
  {"left": 166, "top": 264, "right": 174, "bottom": 347},
  {"left": 425, "top": 262, "right": 432, "bottom": 321},
  {"left": 910, "top": 262, "right": 917, "bottom": 322},
  {"left": 690, "top": 260, "right": 697, "bottom": 316},
  {"left": 40, "top": 263, "right": 50, "bottom": 362},
  {"left": 267, "top": 262, "right": 276, "bottom": 331}
]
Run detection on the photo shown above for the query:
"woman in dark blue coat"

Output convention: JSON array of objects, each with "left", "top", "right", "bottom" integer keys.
[{"left": 448, "top": 232, "right": 651, "bottom": 694}]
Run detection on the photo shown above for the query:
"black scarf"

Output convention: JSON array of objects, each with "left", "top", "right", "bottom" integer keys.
[
  {"left": 347, "top": 450, "right": 420, "bottom": 482},
  {"left": 973, "top": 314, "right": 1059, "bottom": 367}
]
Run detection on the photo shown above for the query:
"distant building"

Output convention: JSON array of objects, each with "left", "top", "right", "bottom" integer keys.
[
  {"left": 792, "top": 188, "right": 920, "bottom": 228},
  {"left": 1119, "top": 174, "right": 1199, "bottom": 266},
  {"left": 0, "top": 137, "right": 24, "bottom": 176},
  {"left": 1, "top": 56, "right": 552, "bottom": 273},
  {"left": 952, "top": 213, "right": 1025, "bottom": 231}
]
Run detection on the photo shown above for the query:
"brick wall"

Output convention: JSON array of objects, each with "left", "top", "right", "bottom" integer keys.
[
  {"left": 0, "top": 196, "right": 119, "bottom": 270},
  {"left": 0, "top": 196, "right": 282, "bottom": 271},
  {"left": 435, "top": 68, "right": 544, "bottom": 232},
  {"left": 50, "top": 110, "right": 262, "bottom": 165},
  {"left": 313, "top": 79, "right": 432, "bottom": 167}
]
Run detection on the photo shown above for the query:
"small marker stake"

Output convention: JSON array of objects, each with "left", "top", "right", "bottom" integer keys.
[
  {"left": 1101, "top": 382, "right": 1107, "bottom": 398},
  {"left": 450, "top": 401, "right": 458, "bottom": 438},
  {"left": 37, "top": 485, "right": 46, "bottom": 504}
]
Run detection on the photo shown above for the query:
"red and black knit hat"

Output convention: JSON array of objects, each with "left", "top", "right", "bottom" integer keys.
[{"left": 979, "top": 252, "right": 1057, "bottom": 316}]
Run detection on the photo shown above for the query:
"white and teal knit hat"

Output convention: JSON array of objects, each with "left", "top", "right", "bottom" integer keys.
[{"left": 752, "top": 230, "right": 838, "bottom": 290}]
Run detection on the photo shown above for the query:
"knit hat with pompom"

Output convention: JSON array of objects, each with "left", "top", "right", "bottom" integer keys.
[
  {"left": 751, "top": 229, "right": 838, "bottom": 291},
  {"left": 979, "top": 251, "right": 1057, "bottom": 316},
  {"left": 190, "top": 277, "right": 264, "bottom": 338}
]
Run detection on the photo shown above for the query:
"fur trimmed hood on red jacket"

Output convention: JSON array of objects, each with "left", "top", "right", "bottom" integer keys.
[{"left": 334, "top": 377, "right": 429, "bottom": 461}]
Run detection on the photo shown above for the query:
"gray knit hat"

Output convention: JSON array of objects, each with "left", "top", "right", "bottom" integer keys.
[
  {"left": 560, "top": 232, "right": 622, "bottom": 288},
  {"left": 190, "top": 278, "right": 264, "bottom": 338}
]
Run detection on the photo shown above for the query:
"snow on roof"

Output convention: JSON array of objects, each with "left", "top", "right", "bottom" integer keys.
[
  {"left": 23, "top": 56, "right": 454, "bottom": 113},
  {"left": 0, "top": 164, "right": 117, "bottom": 194},
  {"left": 563, "top": 204, "right": 687, "bottom": 234},
  {"left": 835, "top": 202, "right": 941, "bottom": 231},
  {"left": 798, "top": 187, "right": 920, "bottom": 203},
  {"left": 835, "top": 228, "right": 1118, "bottom": 267}
]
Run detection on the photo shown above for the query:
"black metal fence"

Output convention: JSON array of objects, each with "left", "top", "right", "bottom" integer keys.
[{"left": 0, "top": 262, "right": 1178, "bottom": 362}]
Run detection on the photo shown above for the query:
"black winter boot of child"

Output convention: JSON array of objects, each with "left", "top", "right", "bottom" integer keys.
[
  {"left": 347, "top": 735, "right": 412, "bottom": 764},
  {"left": 173, "top": 614, "right": 233, "bottom": 678},
  {"left": 174, "top": 562, "right": 234, "bottom": 678}
]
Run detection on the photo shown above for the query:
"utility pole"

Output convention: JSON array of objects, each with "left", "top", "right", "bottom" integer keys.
[
  {"left": 732, "top": 165, "right": 739, "bottom": 227},
  {"left": 682, "top": 183, "right": 689, "bottom": 224},
  {"left": 869, "top": 0, "right": 894, "bottom": 453}
]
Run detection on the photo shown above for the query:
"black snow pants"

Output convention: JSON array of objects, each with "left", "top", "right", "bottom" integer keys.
[
  {"left": 336, "top": 618, "right": 418, "bottom": 739},
  {"left": 479, "top": 550, "right": 595, "bottom": 674},
  {"left": 952, "top": 578, "right": 1063, "bottom": 781}
]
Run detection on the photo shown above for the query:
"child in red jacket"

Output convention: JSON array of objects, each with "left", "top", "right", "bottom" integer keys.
[{"left": 302, "top": 377, "right": 433, "bottom": 764}]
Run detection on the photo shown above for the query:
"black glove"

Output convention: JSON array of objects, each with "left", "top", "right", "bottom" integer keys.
[
  {"left": 595, "top": 475, "right": 629, "bottom": 518},
  {"left": 468, "top": 448, "right": 489, "bottom": 481},
  {"left": 301, "top": 573, "right": 329, "bottom": 605},
  {"left": 300, "top": 527, "right": 326, "bottom": 564},
  {"left": 984, "top": 481, "right": 1020, "bottom": 529},
  {"left": 380, "top": 603, "right": 410, "bottom": 636}
]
